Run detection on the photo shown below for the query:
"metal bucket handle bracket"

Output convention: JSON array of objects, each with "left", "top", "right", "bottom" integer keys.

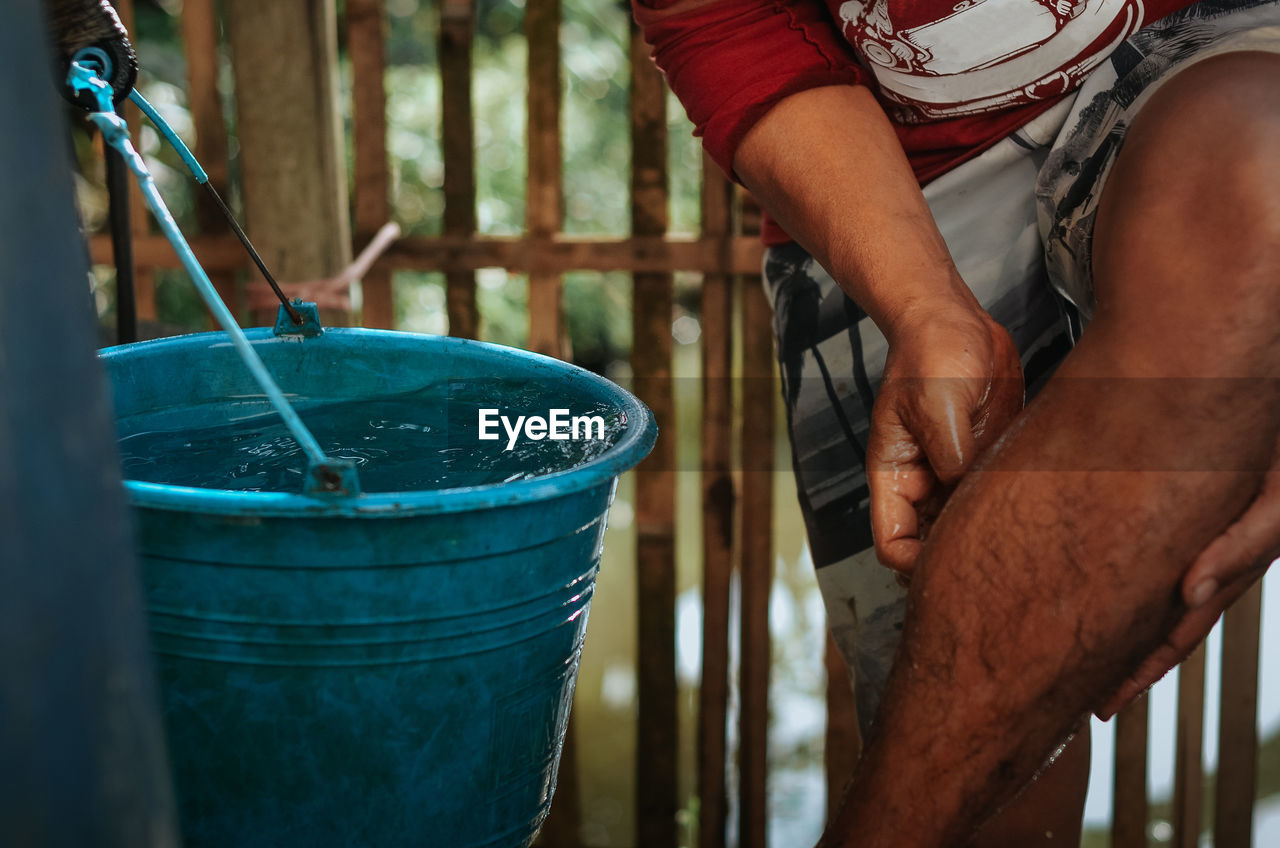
[
  {"left": 270, "top": 301, "right": 360, "bottom": 496},
  {"left": 273, "top": 300, "right": 324, "bottom": 338},
  {"left": 306, "top": 459, "right": 361, "bottom": 496}
]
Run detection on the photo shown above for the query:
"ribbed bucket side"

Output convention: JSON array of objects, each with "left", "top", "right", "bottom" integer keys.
[{"left": 140, "top": 487, "right": 607, "bottom": 848}]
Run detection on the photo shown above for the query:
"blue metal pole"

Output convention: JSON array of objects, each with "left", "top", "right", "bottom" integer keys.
[{"left": 0, "top": 1, "right": 180, "bottom": 845}]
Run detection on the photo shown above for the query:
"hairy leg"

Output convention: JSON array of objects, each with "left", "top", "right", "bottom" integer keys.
[
  {"left": 970, "top": 725, "right": 1090, "bottom": 848},
  {"left": 822, "top": 51, "right": 1280, "bottom": 848}
]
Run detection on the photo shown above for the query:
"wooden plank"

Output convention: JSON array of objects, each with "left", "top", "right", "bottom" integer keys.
[
  {"left": 1172, "top": 642, "right": 1206, "bottom": 848},
  {"left": 739, "top": 257, "right": 774, "bottom": 848},
  {"left": 344, "top": 234, "right": 768, "bottom": 275},
  {"left": 112, "top": 0, "right": 156, "bottom": 322},
  {"left": 1215, "top": 581, "right": 1263, "bottom": 848},
  {"left": 525, "top": 0, "right": 574, "bottom": 837},
  {"left": 737, "top": 188, "right": 771, "bottom": 847},
  {"left": 538, "top": 713, "right": 582, "bottom": 847},
  {"left": 89, "top": 233, "right": 766, "bottom": 275},
  {"left": 697, "top": 154, "right": 734, "bottom": 848},
  {"left": 177, "top": 0, "right": 230, "bottom": 217},
  {"left": 526, "top": 0, "right": 563, "bottom": 357},
  {"left": 1112, "top": 692, "right": 1149, "bottom": 848},
  {"left": 179, "top": 0, "right": 239, "bottom": 321},
  {"left": 224, "top": 0, "right": 351, "bottom": 326},
  {"left": 630, "top": 15, "right": 677, "bottom": 848},
  {"left": 824, "top": 634, "right": 859, "bottom": 820},
  {"left": 440, "top": 0, "right": 478, "bottom": 338},
  {"left": 346, "top": 0, "right": 393, "bottom": 329},
  {"left": 102, "top": 129, "right": 137, "bottom": 343}
]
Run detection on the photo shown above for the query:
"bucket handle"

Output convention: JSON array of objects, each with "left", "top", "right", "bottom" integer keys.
[{"left": 69, "top": 62, "right": 360, "bottom": 496}]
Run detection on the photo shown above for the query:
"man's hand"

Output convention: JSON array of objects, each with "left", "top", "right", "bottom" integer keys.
[
  {"left": 867, "top": 305, "right": 1024, "bottom": 575},
  {"left": 1096, "top": 432, "right": 1280, "bottom": 719}
]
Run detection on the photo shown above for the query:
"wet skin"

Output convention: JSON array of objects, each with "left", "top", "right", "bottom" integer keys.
[{"left": 734, "top": 51, "right": 1280, "bottom": 847}]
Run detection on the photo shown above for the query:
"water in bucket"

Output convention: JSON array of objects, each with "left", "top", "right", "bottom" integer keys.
[{"left": 118, "top": 379, "right": 627, "bottom": 493}]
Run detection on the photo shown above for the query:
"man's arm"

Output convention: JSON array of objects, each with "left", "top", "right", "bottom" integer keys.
[
  {"left": 734, "top": 85, "right": 980, "bottom": 343},
  {"left": 735, "top": 84, "right": 1025, "bottom": 571},
  {"left": 735, "top": 75, "right": 1280, "bottom": 846}
]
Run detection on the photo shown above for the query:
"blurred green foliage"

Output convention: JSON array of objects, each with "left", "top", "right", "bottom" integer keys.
[{"left": 80, "top": 0, "right": 705, "bottom": 372}]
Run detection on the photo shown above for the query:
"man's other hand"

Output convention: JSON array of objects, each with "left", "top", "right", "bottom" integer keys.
[{"left": 1097, "top": 431, "right": 1280, "bottom": 720}]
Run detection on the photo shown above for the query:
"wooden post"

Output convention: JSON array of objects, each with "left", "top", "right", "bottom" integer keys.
[
  {"left": 698, "top": 154, "right": 735, "bottom": 848},
  {"left": 1112, "top": 693, "right": 1149, "bottom": 848},
  {"left": 824, "top": 635, "right": 860, "bottom": 820},
  {"left": 179, "top": 0, "right": 240, "bottom": 321},
  {"left": 631, "top": 15, "right": 678, "bottom": 848},
  {"left": 91, "top": 232, "right": 767, "bottom": 276},
  {"left": 224, "top": 0, "right": 351, "bottom": 325},
  {"left": 440, "top": 0, "right": 478, "bottom": 338},
  {"left": 526, "top": 0, "right": 563, "bottom": 357},
  {"left": 347, "top": 0, "right": 393, "bottom": 329},
  {"left": 524, "top": 2, "right": 579, "bottom": 842},
  {"left": 739, "top": 246, "right": 774, "bottom": 848},
  {"left": 112, "top": 0, "right": 156, "bottom": 324},
  {"left": 1172, "top": 643, "right": 1206, "bottom": 848},
  {"left": 538, "top": 711, "right": 582, "bottom": 847},
  {"left": 1215, "top": 583, "right": 1262, "bottom": 848}
]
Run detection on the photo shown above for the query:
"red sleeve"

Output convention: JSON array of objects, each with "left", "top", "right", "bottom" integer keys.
[{"left": 633, "top": 0, "right": 869, "bottom": 180}]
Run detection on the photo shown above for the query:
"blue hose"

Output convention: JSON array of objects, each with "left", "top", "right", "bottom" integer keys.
[{"left": 127, "top": 89, "right": 208, "bottom": 183}]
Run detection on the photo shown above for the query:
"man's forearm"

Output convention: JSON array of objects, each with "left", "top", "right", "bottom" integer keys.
[{"left": 733, "top": 85, "right": 980, "bottom": 341}]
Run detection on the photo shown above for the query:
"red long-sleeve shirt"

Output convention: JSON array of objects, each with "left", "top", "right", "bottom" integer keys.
[{"left": 634, "top": 0, "right": 1193, "bottom": 242}]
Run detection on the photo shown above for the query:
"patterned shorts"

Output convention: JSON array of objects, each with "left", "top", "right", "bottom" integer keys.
[{"left": 763, "top": 0, "right": 1280, "bottom": 738}]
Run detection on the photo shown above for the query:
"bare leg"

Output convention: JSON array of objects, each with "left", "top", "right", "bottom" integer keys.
[
  {"left": 970, "top": 726, "right": 1090, "bottom": 847},
  {"left": 822, "top": 51, "right": 1280, "bottom": 848}
]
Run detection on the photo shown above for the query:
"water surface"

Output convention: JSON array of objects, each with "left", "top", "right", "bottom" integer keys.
[{"left": 118, "top": 380, "right": 625, "bottom": 492}]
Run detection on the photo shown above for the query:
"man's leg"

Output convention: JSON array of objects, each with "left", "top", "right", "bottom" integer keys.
[
  {"left": 970, "top": 725, "right": 1090, "bottom": 847},
  {"left": 822, "top": 50, "right": 1280, "bottom": 848}
]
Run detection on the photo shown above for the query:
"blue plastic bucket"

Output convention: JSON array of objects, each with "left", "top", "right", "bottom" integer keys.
[{"left": 100, "top": 328, "right": 655, "bottom": 848}]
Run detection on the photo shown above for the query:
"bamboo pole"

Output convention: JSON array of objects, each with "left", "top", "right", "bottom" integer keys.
[
  {"left": 1172, "top": 643, "right": 1206, "bottom": 848},
  {"left": 347, "top": 0, "right": 393, "bottom": 329},
  {"left": 224, "top": 0, "right": 351, "bottom": 325},
  {"left": 89, "top": 233, "right": 766, "bottom": 275},
  {"left": 738, "top": 192, "right": 772, "bottom": 848},
  {"left": 630, "top": 14, "right": 678, "bottom": 848},
  {"left": 698, "top": 154, "right": 735, "bottom": 848},
  {"left": 1215, "top": 582, "right": 1263, "bottom": 848},
  {"left": 824, "top": 635, "right": 859, "bottom": 820},
  {"left": 178, "top": 0, "right": 238, "bottom": 321},
  {"left": 1112, "top": 693, "right": 1150, "bottom": 848},
  {"left": 523, "top": 3, "right": 579, "bottom": 841},
  {"left": 538, "top": 710, "right": 582, "bottom": 847},
  {"left": 440, "top": 0, "right": 478, "bottom": 338},
  {"left": 111, "top": 0, "right": 156, "bottom": 323},
  {"left": 525, "top": 0, "right": 563, "bottom": 357}
]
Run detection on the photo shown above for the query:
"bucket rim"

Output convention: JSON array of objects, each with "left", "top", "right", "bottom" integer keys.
[{"left": 101, "top": 328, "right": 657, "bottom": 518}]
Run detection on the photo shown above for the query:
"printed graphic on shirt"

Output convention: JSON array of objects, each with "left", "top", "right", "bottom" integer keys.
[{"left": 835, "top": 0, "right": 1146, "bottom": 119}]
